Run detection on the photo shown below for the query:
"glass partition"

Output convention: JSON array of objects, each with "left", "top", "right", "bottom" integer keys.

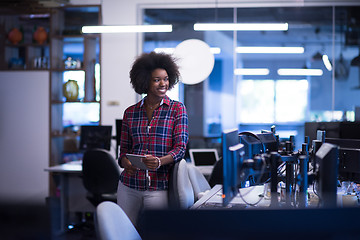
[{"left": 143, "top": 5, "right": 360, "bottom": 150}]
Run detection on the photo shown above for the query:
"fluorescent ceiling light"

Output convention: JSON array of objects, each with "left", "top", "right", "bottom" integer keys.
[
  {"left": 236, "top": 46, "right": 304, "bottom": 54},
  {"left": 210, "top": 47, "right": 221, "bottom": 54},
  {"left": 194, "top": 23, "right": 288, "bottom": 31},
  {"left": 322, "top": 54, "right": 333, "bottom": 71},
  {"left": 82, "top": 25, "right": 172, "bottom": 33},
  {"left": 234, "top": 68, "right": 269, "bottom": 75},
  {"left": 154, "top": 48, "right": 175, "bottom": 54},
  {"left": 277, "top": 68, "right": 323, "bottom": 76},
  {"left": 154, "top": 47, "right": 221, "bottom": 54}
]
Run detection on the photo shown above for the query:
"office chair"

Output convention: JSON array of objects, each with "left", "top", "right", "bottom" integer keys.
[
  {"left": 82, "top": 148, "right": 121, "bottom": 206},
  {"left": 168, "top": 159, "right": 194, "bottom": 209},
  {"left": 208, "top": 157, "right": 223, "bottom": 188},
  {"left": 95, "top": 201, "right": 141, "bottom": 240},
  {"left": 115, "top": 119, "right": 123, "bottom": 159},
  {"left": 187, "top": 164, "right": 211, "bottom": 201}
]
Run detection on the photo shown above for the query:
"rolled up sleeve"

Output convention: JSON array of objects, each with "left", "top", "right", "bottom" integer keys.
[{"left": 168, "top": 102, "right": 188, "bottom": 162}]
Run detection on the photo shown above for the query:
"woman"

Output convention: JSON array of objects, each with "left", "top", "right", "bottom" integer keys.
[{"left": 117, "top": 51, "right": 189, "bottom": 225}]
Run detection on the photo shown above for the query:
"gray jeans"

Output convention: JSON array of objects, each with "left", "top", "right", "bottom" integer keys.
[{"left": 117, "top": 180, "right": 168, "bottom": 226}]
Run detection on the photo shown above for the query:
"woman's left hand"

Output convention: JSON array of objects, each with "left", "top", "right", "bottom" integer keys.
[{"left": 143, "top": 155, "right": 160, "bottom": 170}]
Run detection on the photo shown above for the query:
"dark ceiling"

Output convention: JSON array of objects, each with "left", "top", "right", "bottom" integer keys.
[
  {"left": 0, "top": 0, "right": 71, "bottom": 14},
  {"left": 1, "top": 2, "right": 359, "bottom": 53},
  {"left": 0, "top": 1, "right": 100, "bottom": 35},
  {"left": 144, "top": 6, "right": 360, "bottom": 27},
  {"left": 143, "top": 6, "right": 360, "bottom": 49}
]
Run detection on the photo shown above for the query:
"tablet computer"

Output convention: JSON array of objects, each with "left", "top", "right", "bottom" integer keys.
[{"left": 126, "top": 154, "right": 149, "bottom": 170}]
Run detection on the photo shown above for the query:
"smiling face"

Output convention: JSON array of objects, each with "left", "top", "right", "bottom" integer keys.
[{"left": 147, "top": 68, "right": 169, "bottom": 99}]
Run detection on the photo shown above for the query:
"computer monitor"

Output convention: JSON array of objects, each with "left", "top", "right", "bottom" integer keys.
[
  {"left": 325, "top": 138, "right": 360, "bottom": 149},
  {"left": 239, "top": 133, "right": 263, "bottom": 160},
  {"left": 223, "top": 143, "right": 244, "bottom": 207},
  {"left": 316, "top": 143, "right": 339, "bottom": 207},
  {"left": 304, "top": 122, "right": 340, "bottom": 143},
  {"left": 189, "top": 149, "right": 219, "bottom": 166},
  {"left": 338, "top": 148, "right": 360, "bottom": 183},
  {"left": 239, "top": 132, "right": 277, "bottom": 160},
  {"left": 325, "top": 137, "right": 360, "bottom": 183},
  {"left": 79, "top": 125, "right": 112, "bottom": 151},
  {"left": 222, "top": 128, "right": 243, "bottom": 207},
  {"left": 257, "top": 132, "right": 278, "bottom": 153},
  {"left": 304, "top": 121, "right": 360, "bottom": 144},
  {"left": 189, "top": 148, "right": 219, "bottom": 176},
  {"left": 339, "top": 122, "right": 360, "bottom": 140}
]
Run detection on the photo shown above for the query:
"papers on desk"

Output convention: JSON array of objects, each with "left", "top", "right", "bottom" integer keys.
[
  {"left": 194, "top": 183, "right": 360, "bottom": 210},
  {"left": 194, "top": 185, "right": 270, "bottom": 209},
  {"left": 228, "top": 185, "right": 270, "bottom": 207},
  {"left": 198, "top": 202, "right": 248, "bottom": 209}
]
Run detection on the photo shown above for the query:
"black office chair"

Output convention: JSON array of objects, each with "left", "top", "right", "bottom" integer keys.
[
  {"left": 82, "top": 148, "right": 121, "bottom": 207},
  {"left": 115, "top": 119, "right": 123, "bottom": 159},
  {"left": 208, "top": 157, "right": 223, "bottom": 188}
]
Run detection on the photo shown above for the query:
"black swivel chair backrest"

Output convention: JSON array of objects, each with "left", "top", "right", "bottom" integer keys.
[
  {"left": 208, "top": 157, "right": 223, "bottom": 188},
  {"left": 82, "top": 148, "right": 121, "bottom": 206},
  {"left": 115, "top": 119, "right": 122, "bottom": 159}
]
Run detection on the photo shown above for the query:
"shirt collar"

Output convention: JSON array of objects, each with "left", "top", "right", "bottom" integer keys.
[{"left": 140, "top": 95, "right": 170, "bottom": 108}]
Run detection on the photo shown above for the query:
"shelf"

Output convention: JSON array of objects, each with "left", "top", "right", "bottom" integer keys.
[
  {"left": 46, "top": 5, "right": 101, "bottom": 181},
  {"left": 1, "top": 15, "right": 50, "bottom": 69},
  {"left": 5, "top": 43, "right": 49, "bottom": 47},
  {"left": 51, "top": 131, "right": 79, "bottom": 138},
  {"left": 51, "top": 68, "right": 85, "bottom": 72},
  {"left": 52, "top": 34, "right": 100, "bottom": 39},
  {"left": 0, "top": 68, "right": 49, "bottom": 71},
  {"left": 25, "top": 67, "right": 49, "bottom": 71},
  {"left": 51, "top": 100, "right": 100, "bottom": 104},
  {"left": 3, "top": 40, "right": 50, "bottom": 70}
]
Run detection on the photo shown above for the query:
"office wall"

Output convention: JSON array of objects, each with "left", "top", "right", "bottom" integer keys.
[
  {"left": 100, "top": 0, "right": 298, "bottom": 130},
  {"left": 0, "top": 71, "right": 49, "bottom": 205},
  {"left": 0, "top": 0, "right": 356, "bottom": 203},
  {"left": 99, "top": 0, "right": 360, "bottom": 132},
  {"left": 100, "top": 1, "right": 137, "bottom": 131}
]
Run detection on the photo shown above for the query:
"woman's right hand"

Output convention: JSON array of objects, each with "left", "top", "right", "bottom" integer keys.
[{"left": 121, "top": 157, "right": 138, "bottom": 175}]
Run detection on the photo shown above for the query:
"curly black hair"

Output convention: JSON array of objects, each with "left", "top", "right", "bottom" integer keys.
[{"left": 129, "top": 51, "right": 180, "bottom": 94}]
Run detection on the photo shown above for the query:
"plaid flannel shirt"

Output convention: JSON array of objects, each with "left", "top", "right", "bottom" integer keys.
[{"left": 119, "top": 95, "right": 188, "bottom": 191}]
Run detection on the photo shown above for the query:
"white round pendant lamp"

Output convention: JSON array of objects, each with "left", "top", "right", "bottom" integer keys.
[{"left": 173, "top": 39, "right": 215, "bottom": 85}]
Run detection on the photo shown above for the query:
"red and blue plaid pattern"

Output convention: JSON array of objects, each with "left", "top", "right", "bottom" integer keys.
[{"left": 119, "top": 95, "right": 188, "bottom": 191}]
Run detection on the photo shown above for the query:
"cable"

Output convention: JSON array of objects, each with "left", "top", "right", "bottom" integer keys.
[
  {"left": 312, "top": 180, "right": 321, "bottom": 207},
  {"left": 238, "top": 155, "right": 268, "bottom": 206},
  {"left": 264, "top": 161, "right": 286, "bottom": 183},
  {"left": 238, "top": 185, "right": 264, "bottom": 207}
]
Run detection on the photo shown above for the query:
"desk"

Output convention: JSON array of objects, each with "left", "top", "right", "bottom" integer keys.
[
  {"left": 138, "top": 185, "right": 356, "bottom": 240},
  {"left": 141, "top": 185, "right": 360, "bottom": 239},
  {"left": 46, "top": 160, "right": 82, "bottom": 173},
  {"left": 191, "top": 184, "right": 270, "bottom": 209},
  {"left": 192, "top": 184, "right": 358, "bottom": 210},
  {"left": 141, "top": 204, "right": 360, "bottom": 240},
  {"left": 45, "top": 161, "right": 94, "bottom": 233}
]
